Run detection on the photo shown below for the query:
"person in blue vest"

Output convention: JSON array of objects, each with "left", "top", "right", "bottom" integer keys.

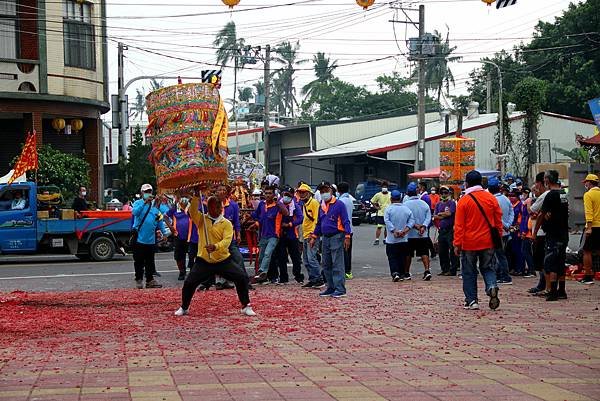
[
  {"left": 131, "top": 183, "right": 169, "bottom": 289},
  {"left": 309, "top": 181, "right": 352, "bottom": 298}
]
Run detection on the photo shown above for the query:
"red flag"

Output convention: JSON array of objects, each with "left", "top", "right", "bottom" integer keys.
[{"left": 8, "top": 130, "right": 38, "bottom": 185}]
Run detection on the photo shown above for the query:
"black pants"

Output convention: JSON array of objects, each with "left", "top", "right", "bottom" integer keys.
[
  {"left": 187, "top": 242, "right": 198, "bottom": 270},
  {"left": 271, "top": 236, "right": 304, "bottom": 283},
  {"left": 181, "top": 257, "right": 250, "bottom": 310},
  {"left": 344, "top": 233, "right": 353, "bottom": 274},
  {"left": 174, "top": 237, "right": 188, "bottom": 262},
  {"left": 438, "top": 228, "right": 459, "bottom": 274},
  {"left": 202, "top": 241, "right": 247, "bottom": 288},
  {"left": 133, "top": 242, "right": 156, "bottom": 281},
  {"left": 386, "top": 242, "right": 408, "bottom": 277}
]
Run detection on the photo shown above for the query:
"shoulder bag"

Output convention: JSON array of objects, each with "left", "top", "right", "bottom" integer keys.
[
  {"left": 128, "top": 201, "right": 153, "bottom": 246},
  {"left": 468, "top": 193, "right": 503, "bottom": 250}
]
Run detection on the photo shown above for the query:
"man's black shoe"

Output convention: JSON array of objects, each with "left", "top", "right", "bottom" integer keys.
[{"left": 392, "top": 273, "right": 401, "bottom": 282}]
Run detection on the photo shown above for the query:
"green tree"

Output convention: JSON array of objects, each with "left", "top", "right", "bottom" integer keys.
[
  {"left": 511, "top": 77, "right": 548, "bottom": 176},
  {"left": 149, "top": 78, "right": 164, "bottom": 92},
  {"left": 131, "top": 88, "right": 145, "bottom": 121},
  {"left": 238, "top": 87, "right": 253, "bottom": 102},
  {"left": 21, "top": 145, "right": 90, "bottom": 200},
  {"left": 213, "top": 21, "right": 246, "bottom": 68},
  {"left": 118, "top": 125, "right": 156, "bottom": 196},
  {"left": 301, "top": 52, "right": 338, "bottom": 100},
  {"left": 412, "top": 31, "right": 461, "bottom": 103},
  {"left": 273, "top": 41, "right": 308, "bottom": 117}
]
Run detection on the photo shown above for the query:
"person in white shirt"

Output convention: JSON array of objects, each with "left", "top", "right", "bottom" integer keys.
[{"left": 11, "top": 191, "right": 26, "bottom": 210}]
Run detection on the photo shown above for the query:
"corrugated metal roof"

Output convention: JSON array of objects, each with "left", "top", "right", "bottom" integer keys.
[{"left": 289, "top": 113, "right": 524, "bottom": 160}]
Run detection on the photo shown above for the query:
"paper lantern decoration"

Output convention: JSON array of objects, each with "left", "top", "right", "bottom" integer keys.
[
  {"left": 71, "top": 119, "right": 83, "bottom": 133},
  {"left": 222, "top": 0, "right": 240, "bottom": 8},
  {"left": 51, "top": 118, "right": 65, "bottom": 133},
  {"left": 356, "top": 0, "right": 375, "bottom": 9},
  {"left": 145, "top": 83, "right": 229, "bottom": 191},
  {"left": 481, "top": 0, "right": 496, "bottom": 5}
]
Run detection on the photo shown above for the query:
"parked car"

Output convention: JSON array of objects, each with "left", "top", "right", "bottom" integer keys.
[{"left": 351, "top": 199, "right": 367, "bottom": 226}]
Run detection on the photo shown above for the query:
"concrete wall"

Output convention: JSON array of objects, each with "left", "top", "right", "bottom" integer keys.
[{"left": 45, "top": 0, "right": 105, "bottom": 102}]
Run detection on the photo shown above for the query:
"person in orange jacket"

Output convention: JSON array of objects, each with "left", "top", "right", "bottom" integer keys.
[{"left": 454, "top": 170, "right": 503, "bottom": 311}]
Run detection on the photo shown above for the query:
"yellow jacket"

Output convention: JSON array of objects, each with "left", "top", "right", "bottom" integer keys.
[
  {"left": 584, "top": 187, "right": 600, "bottom": 228},
  {"left": 301, "top": 197, "right": 320, "bottom": 239},
  {"left": 189, "top": 197, "right": 233, "bottom": 263}
]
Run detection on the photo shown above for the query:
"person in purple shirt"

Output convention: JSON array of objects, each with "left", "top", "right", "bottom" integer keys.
[
  {"left": 270, "top": 185, "right": 304, "bottom": 284},
  {"left": 309, "top": 181, "right": 352, "bottom": 298},
  {"left": 165, "top": 197, "right": 193, "bottom": 280},
  {"left": 432, "top": 186, "right": 459, "bottom": 276}
]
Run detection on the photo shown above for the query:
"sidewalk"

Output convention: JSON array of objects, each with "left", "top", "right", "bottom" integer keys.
[{"left": 1, "top": 277, "right": 599, "bottom": 401}]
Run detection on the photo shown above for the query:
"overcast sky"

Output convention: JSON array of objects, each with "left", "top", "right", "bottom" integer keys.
[{"left": 105, "top": 0, "right": 580, "bottom": 119}]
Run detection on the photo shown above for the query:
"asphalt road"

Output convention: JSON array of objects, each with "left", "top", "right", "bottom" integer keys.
[
  {"left": 0, "top": 223, "right": 584, "bottom": 293},
  {"left": 0, "top": 224, "right": 416, "bottom": 293}
]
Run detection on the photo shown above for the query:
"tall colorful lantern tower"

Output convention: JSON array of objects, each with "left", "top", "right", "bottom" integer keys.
[{"left": 439, "top": 134, "right": 476, "bottom": 196}]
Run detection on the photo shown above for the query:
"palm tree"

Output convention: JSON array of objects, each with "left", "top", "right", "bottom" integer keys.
[
  {"left": 238, "top": 87, "right": 253, "bottom": 102},
  {"left": 131, "top": 88, "right": 145, "bottom": 121},
  {"left": 213, "top": 21, "right": 246, "bottom": 68},
  {"left": 412, "top": 30, "right": 461, "bottom": 103},
  {"left": 149, "top": 78, "right": 164, "bottom": 91},
  {"left": 302, "top": 52, "right": 338, "bottom": 99},
  {"left": 273, "top": 41, "right": 308, "bottom": 117}
]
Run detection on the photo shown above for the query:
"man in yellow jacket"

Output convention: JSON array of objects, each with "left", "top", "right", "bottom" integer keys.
[{"left": 175, "top": 195, "right": 256, "bottom": 316}]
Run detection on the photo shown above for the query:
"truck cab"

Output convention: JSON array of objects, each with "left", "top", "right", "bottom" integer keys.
[
  {"left": 0, "top": 182, "right": 133, "bottom": 261},
  {"left": 0, "top": 182, "right": 37, "bottom": 252}
]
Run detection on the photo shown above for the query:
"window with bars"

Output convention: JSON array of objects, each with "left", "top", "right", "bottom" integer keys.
[
  {"left": 0, "top": 0, "right": 17, "bottom": 59},
  {"left": 63, "top": 0, "right": 95, "bottom": 70}
]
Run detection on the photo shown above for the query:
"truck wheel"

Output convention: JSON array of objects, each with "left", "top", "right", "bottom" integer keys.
[{"left": 90, "top": 237, "right": 115, "bottom": 262}]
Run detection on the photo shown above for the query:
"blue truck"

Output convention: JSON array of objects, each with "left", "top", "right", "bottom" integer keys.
[{"left": 0, "top": 182, "right": 132, "bottom": 261}]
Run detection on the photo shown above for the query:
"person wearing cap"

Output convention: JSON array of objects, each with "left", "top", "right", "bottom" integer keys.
[
  {"left": 175, "top": 195, "right": 255, "bottom": 317},
  {"left": 370, "top": 181, "right": 391, "bottom": 246},
  {"left": 131, "top": 183, "right": 168, "bottom": 289},
  {"left": 403, "top": 182, "right": 433, "bottom": 281},
  {"left": 297, "top": 183, "right": 324, "bottom": 288},
  {"left": 433, "top": 186, "right": 459, "bottom": 276},
  {"left": 532, "top": 170, "right": 569, "bottom": 301},
  {"left": 271, "top": 185, "right": 304, "bottom": 284},
  {"left": 337, "top": 182, "right": 355, "bottom": 280},
  {"left": 251, "top": 185, "right": 289, "bottom": 283},
  {"left": 384, "top": 190, "right": 415, "bottom": 282},
  {"left": 580, "top": 173, "right": 600, "bottom": 285},
  {"left": 454, "top": 170, "right": 502, "bottom": 310},
  {"left": 309, "top": 181, "right": 352, "bottom": 298},
  {"left": 488, "top": 177, "right": 514, "bottom": 285}
]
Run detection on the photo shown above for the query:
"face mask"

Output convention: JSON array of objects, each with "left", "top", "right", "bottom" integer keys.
[
  {"left": 431, "top": 190, "right": 436, "bottom": 194},
  {"left": 381, "top": 187, "right": 388, "bottom": 193},
  {"left": 321, "top": 192, "right": 332, "bottom": 202},
  {"left": 251, "top": 200, "right": 260, "bottom": 209},
  {"left": 208, "top": 214, "right": 221, "bottom": 222},
  {"left": 441, "top": 195, "right": 449, "bottom": 201},
  {"left": 143, "top": 193, "right": 152, "bottom": 200},
  {"left": 520, "top": 194, "right": 528, "bottom": 201},
  {"left": 282, "top": 196, "right": 292, "bottom": 204},
  {"left": 81, "top": 191, "right": 87, "bottom": 197}
]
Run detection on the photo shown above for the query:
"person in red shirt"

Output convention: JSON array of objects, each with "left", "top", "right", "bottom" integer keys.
[{"left": 454, "top": 170, "right": 503, "bottom": 310}]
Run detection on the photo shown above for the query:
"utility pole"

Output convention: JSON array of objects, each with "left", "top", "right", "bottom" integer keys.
[
  {"left": 486, "top": 72, "right": 492, "bottom": 113},
  {"left": 117, "top": 42, "right": 128, "bottom": 159},
  {"left": 263, "top": 44, "right": 271, "bottom": 171},
  {"left": 416, "top": 4, "right": 426, "bottom": 172},
  {"left": 233, "top": 55, "right": 239, "bottom": 154}
]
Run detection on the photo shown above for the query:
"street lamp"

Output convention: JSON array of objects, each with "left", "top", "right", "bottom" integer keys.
[{"left": 458, "top": 60, "right": 504, "bottom": 174}]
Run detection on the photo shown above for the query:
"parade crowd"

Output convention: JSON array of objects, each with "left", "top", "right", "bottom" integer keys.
[{"left": 119, "top": 169, "right": 600, "bottom": 316}]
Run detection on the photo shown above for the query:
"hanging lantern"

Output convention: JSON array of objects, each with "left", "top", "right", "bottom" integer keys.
[
  {"left": 51, "top": 118, "right": 65, "bottom": 133},
  {"left": 356, "top": 0, "right": 375, "bottom": 10},
  {"left": 481, "top": 0, "right": 496, "bottom": 6},
  {"left": 221, "top": 0, "right": 240, "bottom": 9},
  {"left": 71, "top": 119, "right": 83, "bottom": 133}
]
